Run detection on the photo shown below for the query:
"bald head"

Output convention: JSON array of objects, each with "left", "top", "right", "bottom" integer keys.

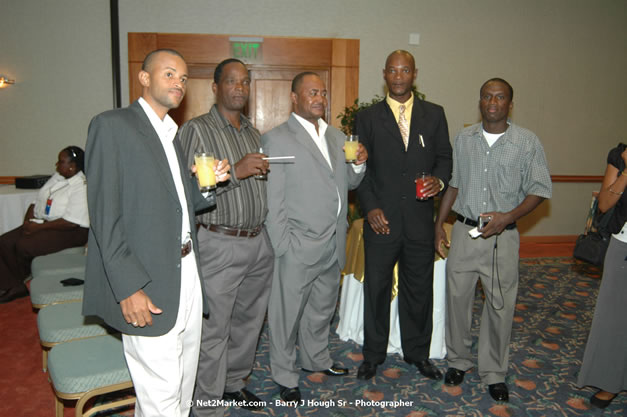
[
  {"left": 383, "top": 50, "right": 417, "bottom": 102},
  {"left": 142, "top": 49, "right": 185, "bottom": 72},
  {"left": 385, "top": 50, "right": 415, "bottom": 71}
]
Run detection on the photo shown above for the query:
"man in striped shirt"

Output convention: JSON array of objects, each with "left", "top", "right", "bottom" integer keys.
[{"left": 178, "top": 58, "right": 272, "bottom": 416}]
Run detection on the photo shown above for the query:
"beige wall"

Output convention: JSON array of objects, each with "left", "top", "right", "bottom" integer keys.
[{"left": 1, "top": 0, "right": 626, "bottom": 235}]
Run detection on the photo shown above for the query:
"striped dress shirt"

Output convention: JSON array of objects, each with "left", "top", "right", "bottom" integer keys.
[{"left": 177, "top": 105, "right": 267, "bottom": 230}]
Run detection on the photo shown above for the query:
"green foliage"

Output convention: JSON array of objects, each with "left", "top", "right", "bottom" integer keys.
[{"left": 337, "top": 87, "right": 426, "bottom": 135}]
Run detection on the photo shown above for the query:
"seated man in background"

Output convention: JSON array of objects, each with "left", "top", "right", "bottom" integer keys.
[{"left": 0, "top": 146, "right": 89, "bottom": 304}]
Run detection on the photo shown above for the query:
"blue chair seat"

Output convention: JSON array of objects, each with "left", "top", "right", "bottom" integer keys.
[
  {"left": 30, "top": 271, "right": 84, "bottom": 309},
  {"left": 31, "top": 251, "right": 86, "bottom": 280},
  {"left": 37, "top": 301, "right": 113, "bottom": 371},
  {"left": 47, "top": 334, "right": 135, "bottom": 417}
]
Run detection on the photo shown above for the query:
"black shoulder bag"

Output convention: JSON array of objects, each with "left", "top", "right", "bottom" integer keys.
[{"left": 573, "top": 197, "right": 615, "bottom": 266}]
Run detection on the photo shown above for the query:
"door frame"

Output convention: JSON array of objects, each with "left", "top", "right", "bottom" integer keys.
[{"left": 128, "top": 33, "right": 359, "bottom": 130}]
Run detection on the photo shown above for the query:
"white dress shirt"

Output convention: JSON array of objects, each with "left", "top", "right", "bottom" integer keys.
[{"left": 292, "top": 113, "right": 365, "bottom": 217}]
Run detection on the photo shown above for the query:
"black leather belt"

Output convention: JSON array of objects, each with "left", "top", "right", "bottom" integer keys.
[
  {"left": 181, "top": 240, "right": 192, "bottom": 258},
  {"left": 456, "top": 214, "right": 516, "bottom": 230},
  {"left": 201, "top": 224, "right": 263, "bottom": 238}
]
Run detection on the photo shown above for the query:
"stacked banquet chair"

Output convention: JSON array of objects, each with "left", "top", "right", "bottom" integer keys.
[{"left": 30, "top": 247, "right": 136, "bottom": 416}]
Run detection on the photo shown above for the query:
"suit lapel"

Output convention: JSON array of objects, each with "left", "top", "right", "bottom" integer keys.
[
  {"left": 409, "top": 99, "right": 426, "bottom": 146},
  {"left": 287, "top": 115, "right": 333, "bottom": 173},
  {"left": 325, "top": 130, "right": 338, "bottom": 174},
  {"left": 129, "top": 101, "right": 180, "bottom": 203},
  {"left": 378, "top": 101, "right": 406, "bottom": 151}
]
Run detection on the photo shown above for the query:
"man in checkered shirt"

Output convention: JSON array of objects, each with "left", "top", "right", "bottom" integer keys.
[{"left": 434, "top": 78, "right": 552, "bottom": 402}]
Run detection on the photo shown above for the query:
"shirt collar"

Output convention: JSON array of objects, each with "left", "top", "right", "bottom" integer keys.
[
  {"left": 292, "top": 112, "right": 328, "bottom": 137},
  {"left": 211, "top": 105, "right": 252, "bottom": 131},
  {"left": 477, "top": 120, "right": 515, "bottom": 146},
  {"left": 67, "top": 170, "right": 86, "bottom": 185},
  {"left": 138, "top": 97, "right": 178, "bottom": 137},
  {"left": 386, "top": 92, "right": 414, "bottom": 113}
]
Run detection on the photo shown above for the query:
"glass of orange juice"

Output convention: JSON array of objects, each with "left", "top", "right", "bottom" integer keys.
[
  {"left": 194, "top": 152, "right": 217, "bottom": 192},
  {"left": 344, "top": 135, "right": 359, "bottom": 163}
]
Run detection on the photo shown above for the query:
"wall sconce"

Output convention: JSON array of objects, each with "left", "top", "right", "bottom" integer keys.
[{"left": 0, "top": 75, "right": 16, "bottom": 88}]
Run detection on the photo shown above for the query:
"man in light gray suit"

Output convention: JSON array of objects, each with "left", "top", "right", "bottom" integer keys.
[
  {"left": 83, "top": 49, "right": 229, "bottom": 416},
  {"left": 261, "top": 72, "right": 367, "bottom": 403}
]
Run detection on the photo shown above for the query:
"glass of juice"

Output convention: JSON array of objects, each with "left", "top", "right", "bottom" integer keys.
[
  {"left": 344, "top": 135, "right": 359, "bottom": 163},
  {"left": 194, "top": 152, "right": 217, "bottom": 192}
]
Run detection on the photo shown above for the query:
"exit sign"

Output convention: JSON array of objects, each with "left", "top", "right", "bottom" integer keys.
[{"left": 230, "top": 37, "right": 263, "bottom": 63}]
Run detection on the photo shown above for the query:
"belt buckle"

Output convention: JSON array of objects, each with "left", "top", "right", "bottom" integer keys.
[{"left": 249, "top": 225, "right": 262, "bottom": 238}]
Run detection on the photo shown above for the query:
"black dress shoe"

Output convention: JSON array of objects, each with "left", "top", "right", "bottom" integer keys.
[
  {"left": 222, "top": 388, "right": 263, "bottom": 411},
  {"left": 303, "top": 364, "right": 349, "bottom": 376},
  {"left": 405, "top": 358, "right": 443, "bottom": 380},
  {"left": 444, "top": 368, "right": 466, "bottom": 386},
  {"left": 590, "top": 390, "right": 617, "bottom": 409},
  {"left": 278, "top": 385, "right": 301, "bottom": 403},
  {"left": 0, "top": 284, "right": 29, "bottom": 304},
  {"left": 488, "top": 383, "right": 509, "bottom": 402},
  {"left": 357, "top": 361, "right": 378, "bottom": 380}
]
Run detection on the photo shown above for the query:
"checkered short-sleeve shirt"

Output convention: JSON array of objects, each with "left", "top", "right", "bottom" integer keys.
[{"left": 450, "top": 122, "right": 552, "bottom": 219}]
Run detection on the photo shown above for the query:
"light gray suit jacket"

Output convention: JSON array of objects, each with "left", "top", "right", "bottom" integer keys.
[
  {"left": 261, "top": 114, "right": 365, "bottom": 268},
  {"left": 83, "top": 101, "right": 211, "bottom": 336}
]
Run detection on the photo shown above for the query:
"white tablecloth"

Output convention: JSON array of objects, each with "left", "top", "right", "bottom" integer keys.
[
  {"left": 337, "top": 258, "right": 447, "bottom": 359},
  {"left": 0, "top": 185, "right": 38, "bottom": 235}
]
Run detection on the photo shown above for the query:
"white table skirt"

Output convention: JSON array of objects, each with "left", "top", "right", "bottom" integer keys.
[
  {"left": 0, "top": 185, "right": 38, "bottom": 235},
  {"left": 337, "top": 258, "right": 447, "bottom": 359}
]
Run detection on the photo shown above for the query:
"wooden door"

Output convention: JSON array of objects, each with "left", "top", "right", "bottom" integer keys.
[
  {"left": 129, "top": 34, "right": 358, "bottom": 132},
  {"left": 170, "top": 66, "right": 329, "bottom": 134}
]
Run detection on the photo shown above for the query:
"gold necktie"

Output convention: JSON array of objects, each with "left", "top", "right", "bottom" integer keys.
[{"left": 398, "top": 104, "right": 409, "bottom": 150}]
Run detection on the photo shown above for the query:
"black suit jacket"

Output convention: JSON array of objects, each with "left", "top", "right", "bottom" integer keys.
[
  {"left": 356, "top": 98, "right": 452, "bottom": 241},
  {"left": 83, "top": 100, "right": 211, "bottom": 336}
]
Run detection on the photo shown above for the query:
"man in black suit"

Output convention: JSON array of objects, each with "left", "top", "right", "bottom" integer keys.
[
  {"left": 356, "top": 50, "right": 452, "bottom": 380},
  {"left": 84, "top": 49, "right": 229, "bottom": 416}
]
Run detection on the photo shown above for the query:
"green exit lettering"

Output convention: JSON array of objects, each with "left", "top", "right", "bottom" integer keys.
[{"left": 232, "top": 43, "right": 260, "bottom": 60}]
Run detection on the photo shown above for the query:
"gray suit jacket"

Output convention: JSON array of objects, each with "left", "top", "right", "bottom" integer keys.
[
  {"left": 83, "top": 101, "right": 211, "bottom": 336},
  {"left": 261, "top": 114, "right": 365, "bottom": 268}
]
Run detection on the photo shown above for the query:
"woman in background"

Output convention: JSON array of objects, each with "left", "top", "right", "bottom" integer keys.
[
  {"left": 0, "top": 146, "right": 89, "bottom": 304},
  {"left": 577, "top": 142, "right": 627, "bottom": 408}
]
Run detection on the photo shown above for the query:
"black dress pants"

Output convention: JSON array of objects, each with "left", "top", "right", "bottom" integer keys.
[{"left": 362, "top": 230, "right": 434, "bottom": 364}]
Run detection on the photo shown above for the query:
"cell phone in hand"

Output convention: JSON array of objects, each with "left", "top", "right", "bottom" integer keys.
[{"left": 478, "top": 215, "right": 492, "bottom": 230}]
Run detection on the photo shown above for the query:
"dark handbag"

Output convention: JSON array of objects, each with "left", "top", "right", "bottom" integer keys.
[
  {"left": 573, "top": 196, "right": 615, "bottom": 266},
  {"left": 573, "top": 231, "right": 610, "bottom": 266}
]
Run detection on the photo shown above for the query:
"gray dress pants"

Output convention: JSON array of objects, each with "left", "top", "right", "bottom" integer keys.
[{"left": 445, "top": 221, "right": 520, "bottom": 385}]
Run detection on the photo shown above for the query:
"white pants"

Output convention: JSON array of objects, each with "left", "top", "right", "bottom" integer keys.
[{"left": 123, "top": 252, "right": 203, "bottom": 417}]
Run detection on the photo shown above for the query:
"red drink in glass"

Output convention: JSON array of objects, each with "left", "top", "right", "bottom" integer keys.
[{"left": 416, "top": 172, "right": 430, "bottom": 200}]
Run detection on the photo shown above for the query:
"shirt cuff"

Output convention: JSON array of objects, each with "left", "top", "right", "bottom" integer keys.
[{"left": 351, "top": 163, "right": 366, "bottom": 173}]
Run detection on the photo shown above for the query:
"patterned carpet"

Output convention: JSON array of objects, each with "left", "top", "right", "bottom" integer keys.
[{"left": 104, "top": 258, "right": 626, "bottom": 416}]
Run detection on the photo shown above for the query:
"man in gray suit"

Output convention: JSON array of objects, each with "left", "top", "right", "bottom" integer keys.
[
  {"left": 83, "top": 49, "right": 229, "bottom": 417},
  {"left": 261, "top": 72, "right": 367, "bottom": 403}
]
